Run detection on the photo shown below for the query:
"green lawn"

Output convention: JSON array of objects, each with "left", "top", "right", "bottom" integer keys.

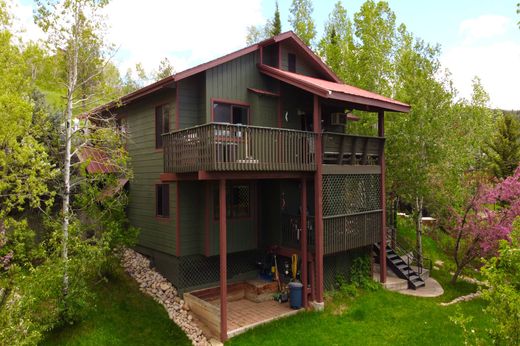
[
  {"left": 228, "top": 220, "right": 491, "bottom": 345},
  {"left": 42, "top": 269, "right": 191, "bottom": 346},
  {"left": 43, "top": 220, "right": 491, "bottom": 345}
]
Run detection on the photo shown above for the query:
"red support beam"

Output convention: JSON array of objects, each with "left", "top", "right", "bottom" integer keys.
[
  {"left": 378, "top": 111, "right": 387, "bottom": 284},
  {"left": 312, "top": 94, "right": 324, "bottom": 303},
  {"left": 300, "top": 177, "right": 308, "bottom": 308},
  {"left": 219, "top": 179, "right": 228, "bottom": 341}
]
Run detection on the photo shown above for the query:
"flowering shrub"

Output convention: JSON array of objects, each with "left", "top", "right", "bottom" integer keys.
[{"left": 449, "top": 166, "right": 520, "bottom": 283}]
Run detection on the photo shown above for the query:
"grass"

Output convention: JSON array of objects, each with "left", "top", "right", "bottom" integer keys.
[
  {"left": 227, "top": 289, "right": 490, "bottom": 346},
  {"left": 42, "top": 268, "right": 191, "bottom": 346},
  {"left": 228, "top": 219, "right": 492, "bottom": 345},
  {"left": 43, "top": 219, "right": 491, "bottom": 345}
]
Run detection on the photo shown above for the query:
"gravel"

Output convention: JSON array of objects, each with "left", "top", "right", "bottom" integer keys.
[{"left": 121, "top": 248, "right": 210, "bottom": 346}]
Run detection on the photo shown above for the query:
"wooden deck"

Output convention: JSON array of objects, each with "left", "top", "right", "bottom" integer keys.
[
  {"left": 163, "top": 123, "right": 317, "bottom": 173},
  {"left": 162, "top": 123, "right": 384, "bottom": 173}
]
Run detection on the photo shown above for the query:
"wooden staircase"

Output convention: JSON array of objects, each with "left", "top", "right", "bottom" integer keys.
[{"left": 374, "top": 243, "right": 425, "bottom": 290}]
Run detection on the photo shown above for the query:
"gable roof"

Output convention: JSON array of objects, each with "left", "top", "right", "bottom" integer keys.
[
  {"left": 91, "top": 31, "right": 340, "bottom": 114},
  {"left": 258, "top": 64, "right": 410, "bottom": 113}
]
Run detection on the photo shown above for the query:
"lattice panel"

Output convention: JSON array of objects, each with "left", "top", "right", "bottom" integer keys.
[
  {"left": 323, "top": 212, "right": 381, "bottom": 254},
  {"left": 177, "top": 251, "right": 258, "bottom": 290},
  {"left": 322, "top": 174, "right": 381, "bottom": 217},
  {"left": 323, "top": 247, "right": 371, "bottom": 290}
]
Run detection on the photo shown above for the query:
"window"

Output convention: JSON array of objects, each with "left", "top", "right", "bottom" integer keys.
[
  {"left": 155, "top": 104, "right": 171, "bottom": 149},
  {"left": 213, "top": 183, "right": 251, "bottom": 219},
  {"left": 156, "top": 184, "right": 170, "bottom": 218},
  {"left": 213, "top": 102, "right": 249, "bottom": 124},
  {"left": 288, "top": 53, "right": 296, "bottom": 72}
]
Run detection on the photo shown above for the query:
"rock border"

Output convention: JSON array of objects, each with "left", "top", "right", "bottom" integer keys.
[
  {"left": 440, "top": 292, "right": 481, "bottom": 306},
  {"left": 121, "top": 248, "right": 210, "bottom": 346}
]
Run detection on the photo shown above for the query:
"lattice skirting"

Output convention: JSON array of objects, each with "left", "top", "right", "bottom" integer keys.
[
  {"left": 135, "top": 245, "right": 260, "bottom": 294},
  {"left": 323, "top": 246, "right": 371, "bottom": 290}
]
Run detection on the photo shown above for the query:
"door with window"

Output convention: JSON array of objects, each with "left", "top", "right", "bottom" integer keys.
[{"left": 212, "top": 101, "right": 250, "bottom": 163}]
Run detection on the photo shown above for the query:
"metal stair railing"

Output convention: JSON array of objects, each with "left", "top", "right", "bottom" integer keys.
[{"left": 386, "top": 226, "right": 432, "bottom": 277}]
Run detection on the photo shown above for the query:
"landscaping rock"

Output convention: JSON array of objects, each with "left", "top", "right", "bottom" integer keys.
[
  {"left": 121, "top": 248, "right": 210, "bottom": 346},
  {"left": 440, "top": 292, "right": 481, "bottom": 306}
]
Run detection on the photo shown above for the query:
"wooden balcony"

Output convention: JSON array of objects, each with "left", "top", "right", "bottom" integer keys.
[
  {"left": 322, "top": 132, "right": 384, "bottom": 166},
  {"left": 163, "top": 123, "right": 384, "bottom": 173},
  {"left": 163, "top": 123, "right": 317, "bottom": 173}
]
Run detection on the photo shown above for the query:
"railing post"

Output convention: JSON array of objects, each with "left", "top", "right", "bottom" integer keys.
[
  {"left": 300, "top": 177, "right": 308, "bottom": 308},
  {"left": 378, "top": 111, "right": 387, "bottom": 284},
  {"left": 312, "top": 95, "right": 324, "bottom": 305},
  {"left": 219, "top": 179, "right": 227, "bottom": 342}
]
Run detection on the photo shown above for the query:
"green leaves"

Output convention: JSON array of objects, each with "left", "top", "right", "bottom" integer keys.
[
  {"left": 289, "top": 0, "right": 316, "bottom": 47},
  {"left": 480, "top": 226, "right": 520, "bottom": 345}
]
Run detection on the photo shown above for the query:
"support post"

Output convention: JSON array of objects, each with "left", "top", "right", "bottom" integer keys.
[
  {"left": 312, "top": 95, "right": 324, "bottom": 303},
  {"left": 219, "top": 179, "right": 228, "bottom": 341},
  {"left": 300, "top": 177, "right": 308, "bottom": 308},
  {"left": 378, "top": 111, "right": 387, "bottom": 284}
]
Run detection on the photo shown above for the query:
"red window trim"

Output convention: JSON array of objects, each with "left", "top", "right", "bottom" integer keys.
[
  {"left": 210, "top": 98, "right": 251, "bottom": 124},
  {"left": 155, "top": 183, "right": 170, "bottom": 219}
]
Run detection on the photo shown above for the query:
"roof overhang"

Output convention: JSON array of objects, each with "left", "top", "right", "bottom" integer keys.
[{"left": 258, "top": 64, "right": 410, "bottom": 113}]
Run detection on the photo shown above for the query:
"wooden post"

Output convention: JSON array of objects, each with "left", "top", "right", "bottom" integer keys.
[
  {"left": 219, "top": 179, "right": 228, "bottom": 341},
  {"left": 312, "top": 95, "right": 324, "bottom": 303},
  {"left": 300, "top": 177, "right": 308, "bottom": 308},
  {"left": 378, "top": 111, "right": 387, "bottom": 284}
]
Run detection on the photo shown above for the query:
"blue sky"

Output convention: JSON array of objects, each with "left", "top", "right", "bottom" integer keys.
[{"left": 12, "top": 0, "right": 520, "bottom": 109}]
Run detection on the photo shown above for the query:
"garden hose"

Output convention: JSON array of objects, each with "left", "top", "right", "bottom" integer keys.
[{"left": 291, "top": 254, "right": 298, "bottom": 280}]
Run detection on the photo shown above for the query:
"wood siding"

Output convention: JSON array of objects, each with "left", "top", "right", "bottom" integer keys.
[
  {"left": 205, "top": 51, "right": 277, "bottom": 126},
  {"left": 178, "top": 73, "right": 205, "bottom": 129},
  {"left": 280, "top": 42, "right": 322, "bottom": 78},
  {"left": 178, "top": 181, "right": 205, "bottom": 256},
  {"left": 124, "top": 90, "right": 177, "bottom": 255}
]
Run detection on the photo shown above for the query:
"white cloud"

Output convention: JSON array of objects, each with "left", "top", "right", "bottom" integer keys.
[
  {"left": 105, "top": 0, "right": 265, "bottom": 76},
  {"left": 10, "top": 0, "right": 45, "bottom": 42},
  {"left": 442, "top": 15, "right": 520, "bottom": 110},
  {"left": 459, "top": 15, "right": 510, "bottom": 44}
]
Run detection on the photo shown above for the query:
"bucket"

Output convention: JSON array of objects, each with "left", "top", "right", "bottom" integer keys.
[{"left": 288, "top": 281, "right": 303, "bottom": 309}]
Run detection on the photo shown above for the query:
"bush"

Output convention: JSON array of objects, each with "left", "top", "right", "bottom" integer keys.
[{"left": 480, "top": 227, "right": 520, "bottom": 345}]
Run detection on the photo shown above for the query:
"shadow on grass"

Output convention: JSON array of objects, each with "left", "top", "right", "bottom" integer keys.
[{"left": 42, "top": 269, "right": 191, "bottom": 346}]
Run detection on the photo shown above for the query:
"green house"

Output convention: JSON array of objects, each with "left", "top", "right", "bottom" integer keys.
[{"left": 99, "top": 31, "right": 410, "bottom": 340}]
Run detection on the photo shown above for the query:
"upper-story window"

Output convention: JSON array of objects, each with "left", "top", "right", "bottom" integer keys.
[
  {"left": 155, "top": 104, "right": 171, "bottom": 149},
  {"left": 213, "top": 102, "right": 249, "bottom": 125},
  {"left": 288, "top": 53, "right": 296, "bottom": 72}
]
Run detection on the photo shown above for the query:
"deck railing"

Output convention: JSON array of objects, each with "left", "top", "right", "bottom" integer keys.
[
  {"left": 323, "top": 210, "right": 382, "bottom": 254},
  {"left": 163, "top": 123, "right": 317, "bottom": 173},
  {"left": 322, "top": 132, "right": 384, "bottom": 165}
]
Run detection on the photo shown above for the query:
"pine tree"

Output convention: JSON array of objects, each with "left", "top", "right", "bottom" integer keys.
[
  {"left": 318, "top": 1, "right": 353, "bottom": 81},
  {"left": 484, "top": 113, "right": 520, "bottom": 179},
  {"left": 271, "top": 1, "right": 282, "bottom": 36}
]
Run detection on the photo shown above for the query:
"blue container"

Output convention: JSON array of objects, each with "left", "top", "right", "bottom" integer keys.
[{"left": 288, "top": 281, "right": 303, "bottom": 309}]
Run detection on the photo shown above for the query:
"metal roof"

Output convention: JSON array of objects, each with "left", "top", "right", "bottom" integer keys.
[
  {"left": 258, "top": 64, "right": 410, "bottom": 113},
  {"left": 77, "top": 146, "right": 119, "bottom": 174},
  {"left": 88, "top": 31, "right": 341, "bottom": 115}
]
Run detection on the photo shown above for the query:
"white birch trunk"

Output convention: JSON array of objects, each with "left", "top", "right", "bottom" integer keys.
[{"left": 62, "top": 2, "right": 81, "bottom": 296}]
